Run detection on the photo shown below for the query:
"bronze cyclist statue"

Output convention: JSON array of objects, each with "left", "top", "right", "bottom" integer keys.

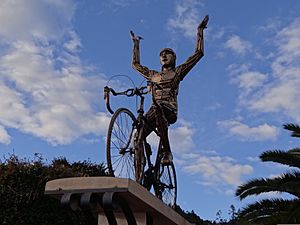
[
  {"left": 104, "top": 14, "right": 209, "bottom": 206},
  {"left": 130, "top": 15, "right": 209, "bottom": 165}
]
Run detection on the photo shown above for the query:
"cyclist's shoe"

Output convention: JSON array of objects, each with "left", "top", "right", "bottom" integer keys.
[{"left": 161, "top": 152, "right": 173, "bottom": 165}]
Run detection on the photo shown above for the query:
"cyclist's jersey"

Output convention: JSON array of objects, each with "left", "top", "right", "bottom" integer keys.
[
  {"left": 132, "top": 50, "right": 204, "bottom": 116},
  {"left": 131, "top": 29, "right": 204, "bottom": 125},
  {"left": 149, "top": 70, "right": 178, "bottom": 110}
]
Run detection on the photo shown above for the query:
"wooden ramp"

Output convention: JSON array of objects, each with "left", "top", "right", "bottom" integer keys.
[{"left": 45, "top": 177, "right": 192, "bottom": 225}]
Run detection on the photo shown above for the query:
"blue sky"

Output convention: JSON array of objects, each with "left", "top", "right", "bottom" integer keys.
[{"left": 0, "top": 0, "right": 300, "bottom": 221}]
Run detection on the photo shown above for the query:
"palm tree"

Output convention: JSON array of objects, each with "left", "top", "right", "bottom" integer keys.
[{"left": 235, "top": 123, "right": 300, "bottom": 225}]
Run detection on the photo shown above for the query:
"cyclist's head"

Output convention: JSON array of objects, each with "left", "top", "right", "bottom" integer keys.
[{"left": 160, "top": 48, "right": 176, "bottom": 69}]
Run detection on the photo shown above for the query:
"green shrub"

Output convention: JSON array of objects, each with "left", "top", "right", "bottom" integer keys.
[{"left": 0, "top": 154, "right": 107, "bottom": 225}]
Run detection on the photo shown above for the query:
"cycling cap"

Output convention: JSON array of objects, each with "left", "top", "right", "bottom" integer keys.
[{"left": 159, "top": 48, "right": 176, "bottom": 57}]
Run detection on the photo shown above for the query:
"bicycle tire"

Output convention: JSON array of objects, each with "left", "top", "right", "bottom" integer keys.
[
  {"left": 155, "top": 150, "right": 177, "bottom": 208},
  {"left": 106, "top": 108, "right": 144, "bottom": 182}
]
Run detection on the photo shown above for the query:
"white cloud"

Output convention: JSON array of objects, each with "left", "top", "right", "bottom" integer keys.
[
  {"left": 80, "top": 137, "right": 101, "bottom": 144},
  {"left": 0, "top": 125, "right": 11, "bottom": 145},
  {"left": 63, "top": 31, "right": 82, "bottom": 53},
  {"left": 183, "top": 153, "right": 253, "bottom": 187},
  {"left": 0, "top": 0, "right": 110, "bottom": 145},
  {"left": 147, "top": 118, "right": 253, "bottom": 189},
  {"left": 0, "top": 0, "right": 75, "bottom": 42},
  {"left": 229, "top": 18, "right": 300, "bottom": 123},
  {"left": 232, "top": 71, "right": 267, "bottom": 93},
  {"left": 258, "top": 18, "right": 282, "bottom": 33},
  {"left": 225, "top": 35, "right": 252, "bottom": 55},
  {"left": 206, "top": 102, "right": 222, "bottom": 111},
  {"left": 152, "top": 119, "right": 254, "bottom": 190},
  {"left": 247, "top": 156, "right": 260, "bottom": 162},
  {"left": 167, "top": 0, "right": 204, "bottom": 38},
  {"left": 111, "top": 0, "right": 136, "bottom": 7},
  {"left": 228, "top": 67, "right": 269, "bottom": 103},
  {"left": 249, "top": 81, "right": 299, "bottom": 116},
  {"left": 249, "top": 19, "right": 300, "bottom": 122},
  {"left": 146, "top": 119, "right": 195, "bottom": 154},
  {"left": 211, "top": 27, "right": 226, "bottom": 40},
  {"left": 169, "top": 119, "right": 195, "bottom": 153},
  {"left": 217, "top": 120, "right": 279, "bottom": 141},
  {"left": 276, "top": 19, "right": 300, "bottom": 58}
]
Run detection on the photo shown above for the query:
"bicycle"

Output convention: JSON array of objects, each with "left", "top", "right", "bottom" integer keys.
[{"left": 104, "top": 80, "right": 177, "bottom": 207}]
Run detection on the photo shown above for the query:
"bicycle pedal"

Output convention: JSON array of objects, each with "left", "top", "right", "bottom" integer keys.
[{"left": 161, "top": 152, "right": 173, "bottom": 165}]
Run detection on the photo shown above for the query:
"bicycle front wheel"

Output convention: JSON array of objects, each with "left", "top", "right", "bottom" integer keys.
[
  {"left": 157, "top": 162, "right": 177, "bottom": 208},
  {"left": 106, "top": 108, "right": 137, "bottom": 180}
]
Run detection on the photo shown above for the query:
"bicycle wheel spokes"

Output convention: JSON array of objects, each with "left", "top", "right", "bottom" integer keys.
[
  {"left": 107, "top": 108, "right": 136, "bottom": 180},
  {"left": 112, "top": 112, "right": 131, "bottom": 148},
  {"left": 158, "top": 163, "right": 177, "bottom": 207}
]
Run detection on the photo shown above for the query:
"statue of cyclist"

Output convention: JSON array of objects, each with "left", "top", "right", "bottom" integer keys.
[{"left": 130, "top": 15, "right": 209, "bottom": 165}]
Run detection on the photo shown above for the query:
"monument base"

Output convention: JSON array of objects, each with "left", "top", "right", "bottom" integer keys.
[
  {"left": 45, "top": 177, "right": 191, "bottom": 225},
  {"left": 99, "top": 213, "right": 149, "bottom": 225}
]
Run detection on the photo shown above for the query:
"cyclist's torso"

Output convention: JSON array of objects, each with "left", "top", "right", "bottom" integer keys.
[{"left": 149, "top": 70, "right": 179, "bottom": 111}]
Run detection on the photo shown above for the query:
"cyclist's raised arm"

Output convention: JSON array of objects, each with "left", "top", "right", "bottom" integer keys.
[
  {"left": 176, "top": 15, "right": 209, "bottom": 81},
  {"left": 130, "top": 30, "right": 152, "bottom": 79}
]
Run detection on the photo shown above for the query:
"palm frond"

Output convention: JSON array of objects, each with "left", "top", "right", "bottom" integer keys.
[
  {"left": 288, "top": 148, "right": 300, "bottom": 154},
  {"left": 236, "top": 123, "right": 300, "bottom": 224},
  {"left": 288, "top": 206, "right": 300, "bottom": 223},
  {"left": 236, "top": 171, "right": 300, "bottom": 199},
  {"left": 260, "top": 150, "right": 300, "bottom": 169},
  {"left": 237, "top": 198, "right": 300, "bottom": 224},
  {"left": 283, "top": 123, "right": 300, "bottom": 137}
]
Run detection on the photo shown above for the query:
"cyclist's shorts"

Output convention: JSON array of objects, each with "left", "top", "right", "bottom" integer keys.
[{"left": 160, "top": 103, "right": 177, "bottom": 125}]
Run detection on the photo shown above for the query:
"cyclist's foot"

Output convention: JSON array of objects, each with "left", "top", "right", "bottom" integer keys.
[{"left": 161, "top": 152, "right": 173, "bottom": 165}]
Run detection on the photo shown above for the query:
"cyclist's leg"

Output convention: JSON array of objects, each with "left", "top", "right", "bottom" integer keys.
[
  {"left": 142, "top": 103, "right": 175, "bottom": 165},
  {"left": 133, "top": 116, "right": 152, "bottom": 183},
  {"left": 133, "top": 109, "right": 156, "bottom": 183},
  {"left": 138, "top": 105, "right": 156, "bottom": 162},
  {"left": 154, "top": 104, "right": 174, "bottom": 165}
]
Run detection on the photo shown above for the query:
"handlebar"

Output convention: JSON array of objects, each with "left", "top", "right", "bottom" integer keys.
[{"left": 104, "top": 86, "right": 149, "bottom": 114}]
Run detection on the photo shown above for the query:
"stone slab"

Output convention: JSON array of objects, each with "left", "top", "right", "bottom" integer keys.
[
  {"left": 45, "top": 177, "right": 192, "bottom": 225},
  {"left": 98, "top": 212, "right": 146, "bottom": 225}
]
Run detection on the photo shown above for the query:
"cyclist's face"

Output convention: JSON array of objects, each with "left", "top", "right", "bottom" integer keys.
[{"left": 160, "top": 51, "right": 175, "bottom": 67}]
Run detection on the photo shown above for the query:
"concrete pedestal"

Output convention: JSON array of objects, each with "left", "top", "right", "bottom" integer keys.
[
  {"left": 98, "top": 213, "right": 147, "bottom": 225},
  {"left": 45, "top": 177, "right": 192, "bottom": 225}
]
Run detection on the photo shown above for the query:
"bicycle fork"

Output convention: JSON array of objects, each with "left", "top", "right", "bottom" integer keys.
[
  {"left": 133, "top": 129, "right": 143, "bottom": 183},
  {"left": 153, "top": 140, "right": 164, "bottom": 200}
]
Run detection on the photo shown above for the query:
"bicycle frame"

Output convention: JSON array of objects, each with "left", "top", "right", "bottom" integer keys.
[
  {"left": 104, "top": 85, "right": 161, "bottom": 139},
  {"left": 104, "top": 84, "right": 175, "bottom": 205}
]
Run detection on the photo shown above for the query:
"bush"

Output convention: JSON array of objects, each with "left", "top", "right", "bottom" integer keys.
[{"left": 0, "top": 154, "right": 107, "bottom": 225}]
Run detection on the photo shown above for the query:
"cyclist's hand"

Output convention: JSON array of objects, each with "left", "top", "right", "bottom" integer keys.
[
  {"left": 198, "top": 15, "right": 209, "bottom": 30},
  {"left": 130, "top": 30, "right": 143, "bottom": 42}
]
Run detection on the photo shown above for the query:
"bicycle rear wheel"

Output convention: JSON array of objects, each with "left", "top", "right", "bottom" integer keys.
[
  {"left": 157, "top": 161, "right": 177, "bottom": 208},
  {"left": 106, "top": 108, "right": 144, "bottom": 181}
]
